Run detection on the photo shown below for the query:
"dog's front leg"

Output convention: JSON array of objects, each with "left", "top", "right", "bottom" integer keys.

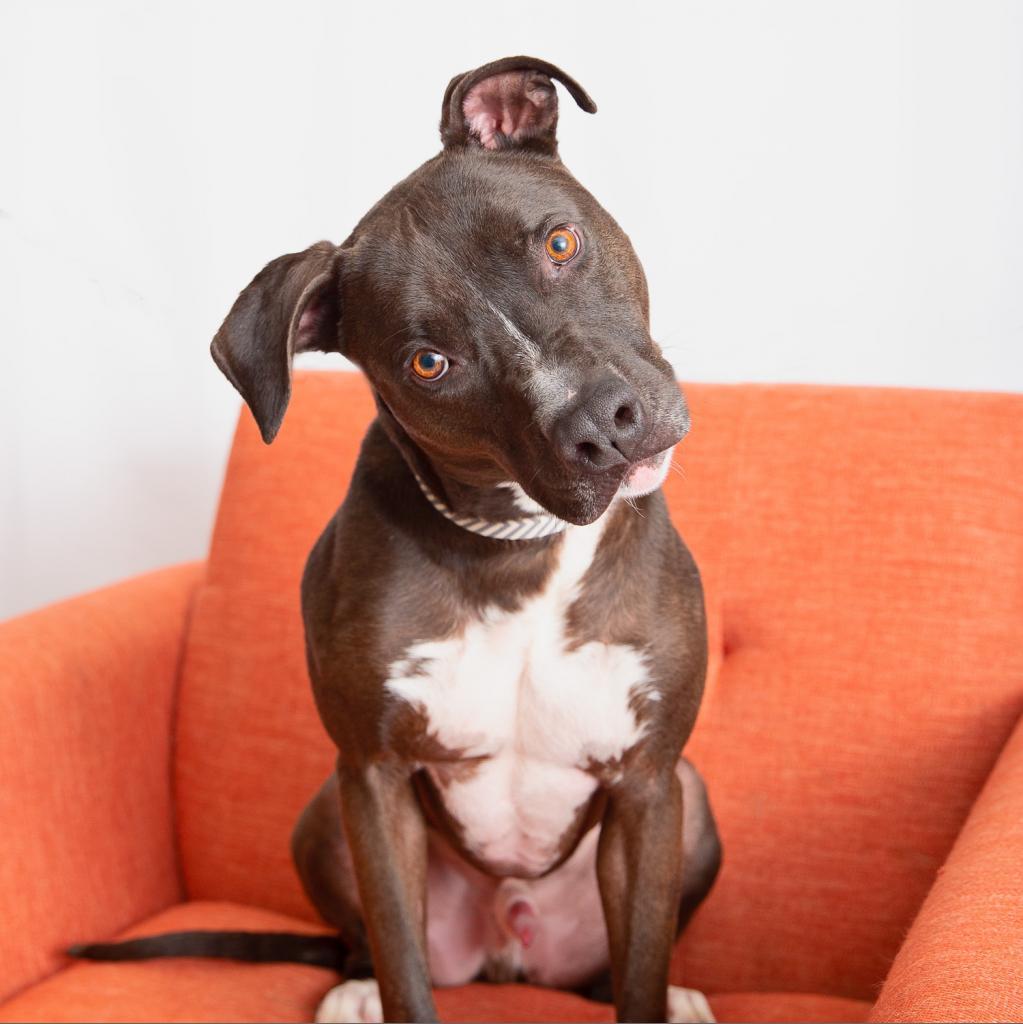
[
  {"left": 336, "top": 759, "right": 435, "bottom": 1023},
  {"left": 597, "top": 768, "right": 685, "bottom": 1023}
]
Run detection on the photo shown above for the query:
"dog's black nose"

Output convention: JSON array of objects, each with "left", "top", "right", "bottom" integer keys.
[{"left": 552, "top": 377, "right": 647, "bottom": 473}]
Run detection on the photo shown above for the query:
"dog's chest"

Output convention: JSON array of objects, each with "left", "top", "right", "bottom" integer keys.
[{"left": 385, "top": 516, "right": 654, "bottom": 876}]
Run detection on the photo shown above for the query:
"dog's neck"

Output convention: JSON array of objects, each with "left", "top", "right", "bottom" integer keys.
[
  {"left": 374, "top": 395, "right": 569, "bottom": 541},
  {"left": 409, "top": 468, "right": 568, "bottom": 541}
]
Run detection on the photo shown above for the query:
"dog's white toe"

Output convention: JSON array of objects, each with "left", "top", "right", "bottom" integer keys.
[
  {"left": 315, "top": 978, "right": 383, "bottom": 1024},
  {"left": 667, "top": 984, "right": 716, "bottom": 1023}
]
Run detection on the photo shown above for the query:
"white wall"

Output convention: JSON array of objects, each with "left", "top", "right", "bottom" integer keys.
[{"left": 2, "top": 1, "right": 1021, "bottom": 618}]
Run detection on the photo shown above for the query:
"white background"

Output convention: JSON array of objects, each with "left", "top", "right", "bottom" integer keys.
[{"left": 2, "top": 1, "right": 1021, "bottom": 618}]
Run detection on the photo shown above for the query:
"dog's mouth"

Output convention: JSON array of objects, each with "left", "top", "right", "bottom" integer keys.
[
  {"left": 517, "top": 444, "right": 676, "bottom": 526},
  {"left": 618, "top": 446, "right": 675, "bottom": 499}
]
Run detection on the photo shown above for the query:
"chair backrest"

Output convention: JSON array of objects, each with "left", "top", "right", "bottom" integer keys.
[{"left": 175, "top": 370, "right": 1023, "bottom": 1000}]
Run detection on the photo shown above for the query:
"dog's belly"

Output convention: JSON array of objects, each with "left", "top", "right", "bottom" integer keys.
[
  {"left": 386, "top": 516, "right": 656, "bottom": 878},
  {"left": 425, "top": 825, "right": 610, "bottom": 988}
]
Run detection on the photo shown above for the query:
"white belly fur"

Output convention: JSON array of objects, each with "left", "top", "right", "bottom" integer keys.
[{"left": 386, "top": 509, "right": 655, "bottom": 876}]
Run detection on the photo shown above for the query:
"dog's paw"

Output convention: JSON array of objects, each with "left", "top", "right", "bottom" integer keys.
[
  {"left": 315, "top": 979, "right": 383, "bottom": 1024},
  {"left": 667, "top": 984, "right": 715, "bottom": 1023}
]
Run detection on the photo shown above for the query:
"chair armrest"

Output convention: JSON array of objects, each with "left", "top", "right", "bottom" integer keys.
[
  {"left": 870, "top": 712, "right": 1023, "bottom": 1022},
  {"left": 0, "top": 563, "right": 204, "bottom": 1002}
]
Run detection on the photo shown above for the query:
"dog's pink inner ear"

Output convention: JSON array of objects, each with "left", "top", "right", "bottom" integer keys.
[
  {"left": 294, "top": 303, "right": 325, "bottom": 351},
  {"left": 293, "top": 289, "right": 337, "bottom": 353},
  {"left": 291, "top": 272, "right": 340, "bottom": 354},
  {"left": 462, "top": 71, "right": 557, "bottom": 150}
]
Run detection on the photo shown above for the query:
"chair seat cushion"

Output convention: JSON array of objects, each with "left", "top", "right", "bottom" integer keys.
[{"left": 0, "top": 900, "right": 872, "bottom": 1023}]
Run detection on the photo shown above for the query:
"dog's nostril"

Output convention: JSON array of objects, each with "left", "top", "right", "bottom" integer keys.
[
  {"left": 613, "top": 404, "right": 635, "bottom": 429},
  {"left": 577, "top": 441, "right": 601, "bottom": 464}
]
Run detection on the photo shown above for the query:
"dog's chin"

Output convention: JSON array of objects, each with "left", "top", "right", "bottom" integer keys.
[
  {"left": 522, "top": 474, "right": 621, "bottom": 527},
  {"left": 557, "top": 502, "right": 615, "bottom": 528}
]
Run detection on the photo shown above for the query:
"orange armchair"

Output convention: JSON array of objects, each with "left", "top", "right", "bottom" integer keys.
[
  {"left": 1, "top": 372, "right": 1021, "bottom": 1023},
  {"left": 0, "top": 566, "right": 198, "bottom": 1005}
]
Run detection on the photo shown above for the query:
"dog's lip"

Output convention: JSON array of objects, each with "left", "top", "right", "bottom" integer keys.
[
  {"left": 623, "top": 446, "right": 672, "bottom": 476},
  {"left": 521, "top": 448, "right": 665, "bottom": 499},
  {"left": 630, "top": 449, "right": 669, "bottom": 472},
  {"left": 619, "top": 445, "right": 674, "bottom": 498}
]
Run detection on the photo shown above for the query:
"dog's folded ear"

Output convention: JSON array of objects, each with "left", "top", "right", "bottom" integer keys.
[
  {"left": 440, "top": 56, "right": 596, "bottom": 156},
  {"left": 210, "top": 241, "right": 342, "bottom": 444}
]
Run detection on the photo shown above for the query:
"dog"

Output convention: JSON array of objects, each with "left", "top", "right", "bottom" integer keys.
[{"left": 73, "top": 56, "right": 721, "bottom": 1024}]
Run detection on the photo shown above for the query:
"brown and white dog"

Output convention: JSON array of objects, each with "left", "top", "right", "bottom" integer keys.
[{"left": 73, "top": 56, "right": 721, "bottom": 1024}]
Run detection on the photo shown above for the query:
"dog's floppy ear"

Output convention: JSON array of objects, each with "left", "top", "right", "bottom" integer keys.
[
  {"left": 440, "top": 55, "right": 596, "bottom": 156},
  {"left": 211, "top": 241, "right": 342, "bottom": 444}
]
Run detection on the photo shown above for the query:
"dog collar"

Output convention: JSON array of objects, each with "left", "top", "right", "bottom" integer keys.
[{"left": 410, "top": 470, "right": 569, "bottom": 541}]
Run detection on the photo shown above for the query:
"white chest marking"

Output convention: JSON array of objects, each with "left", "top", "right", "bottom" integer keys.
[{"left": 385, "top": 512, "right": 654, "bottom": 876}]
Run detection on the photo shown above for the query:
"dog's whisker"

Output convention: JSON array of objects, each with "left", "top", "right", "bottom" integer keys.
[{"left": 623, "top": 495, "right": 646, "bottom": 518}]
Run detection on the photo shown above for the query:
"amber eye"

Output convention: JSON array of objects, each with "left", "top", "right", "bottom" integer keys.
[
  {"left": 545, "top": 225, "right": 580, "bottom": 264},
  {"left": 411, "top": 350, "right": 449, "bottom": 381}
]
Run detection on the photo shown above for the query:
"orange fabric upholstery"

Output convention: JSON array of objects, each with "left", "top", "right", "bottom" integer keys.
[
  {"left": 2, "top": 370, "right": 1022, "bottom": 1021},
  {"left": 0, "top": 564, "right": 203, "bottom": 1003},
  {"left": 670, "top": 384, "right": 1023, "bottom": 1001},
  {"left": 870, "top": 713, "right": 1023, "bottom": 1021}
]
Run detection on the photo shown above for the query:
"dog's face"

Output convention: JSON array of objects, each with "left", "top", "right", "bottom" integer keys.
[{"left": 211, "top": 57, "right": 689, "bottom": 525}]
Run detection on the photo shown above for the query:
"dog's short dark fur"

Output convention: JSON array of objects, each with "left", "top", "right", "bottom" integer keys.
[{"left": 74, "top": 57, "right": 721, "bottom": 1024}]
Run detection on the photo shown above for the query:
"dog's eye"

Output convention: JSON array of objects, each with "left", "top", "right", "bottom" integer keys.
[
  {"left": 411, "top": 350, "right": 449, "bottom": 381},
  {"left": 545, "top": 225, "right": 580, "bottom": 264}
]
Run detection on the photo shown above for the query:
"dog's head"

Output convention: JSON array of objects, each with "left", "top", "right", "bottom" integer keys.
[{"left": 211, "top": 56, "right": 689, "bottom": 526}]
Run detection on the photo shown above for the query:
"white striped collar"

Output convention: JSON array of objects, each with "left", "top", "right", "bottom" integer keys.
[{"left": 410, "top": 469, "right": 569, "bottom": 541}]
